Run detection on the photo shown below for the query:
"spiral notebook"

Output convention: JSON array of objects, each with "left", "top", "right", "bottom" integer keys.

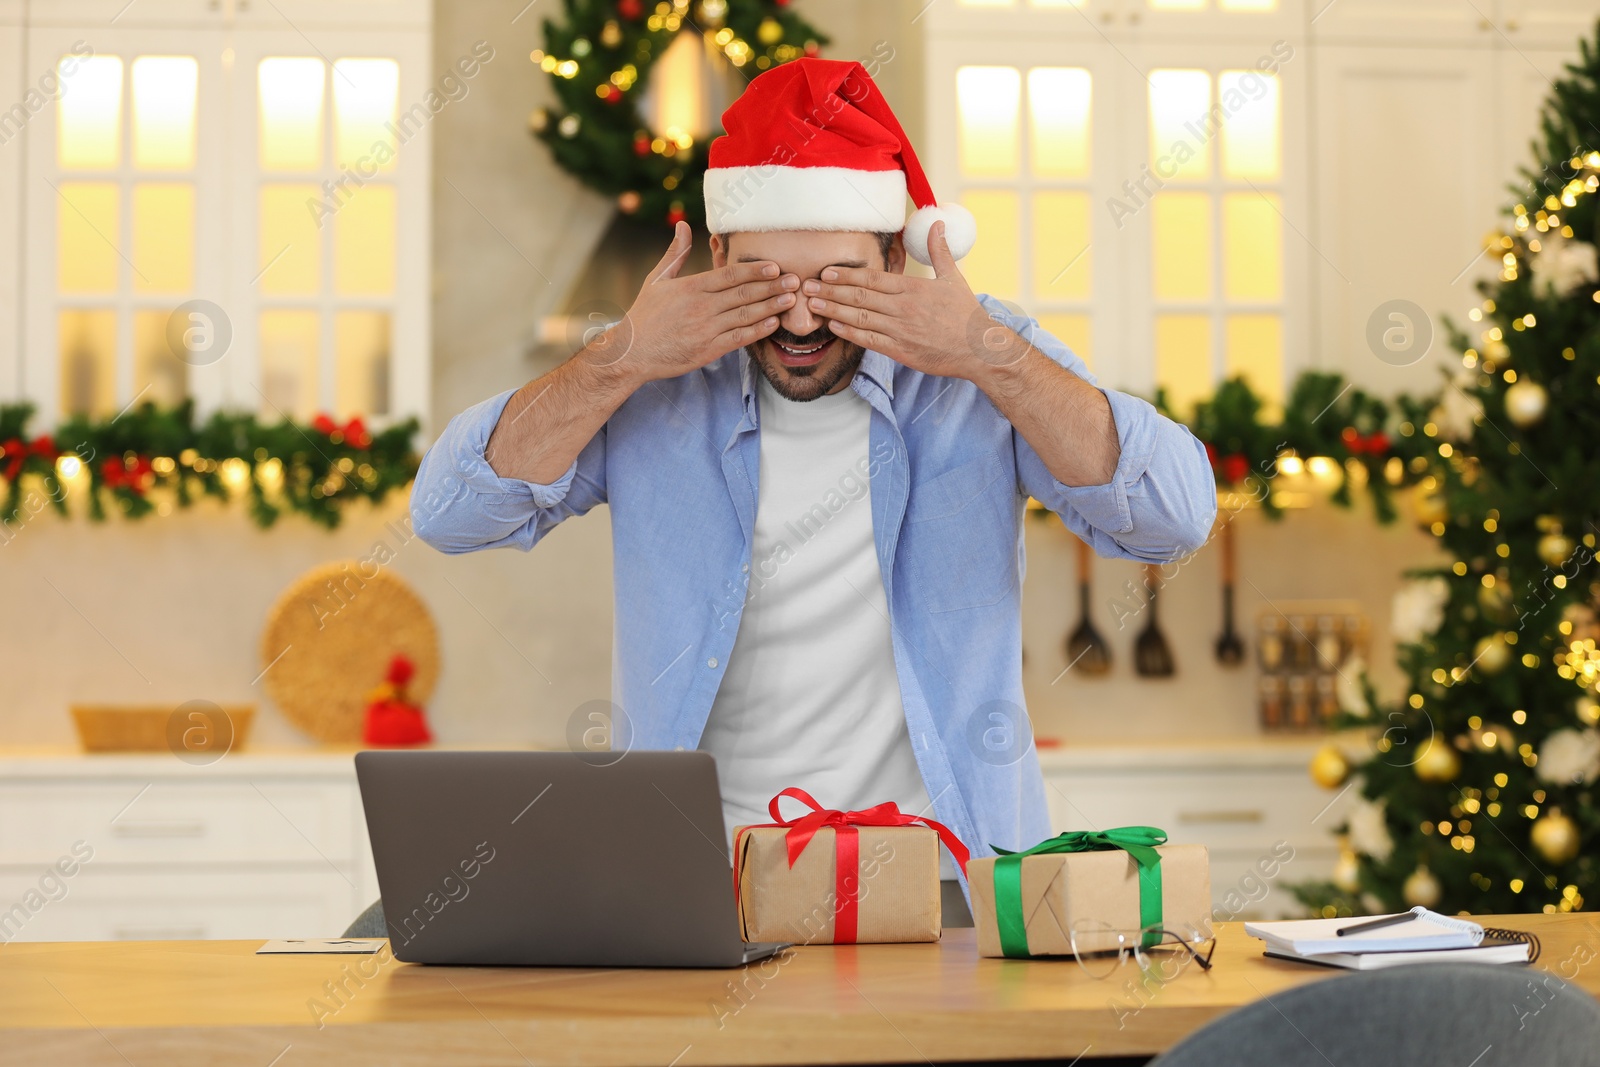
[{"left": 1246, "top": 908, "right": 1539, "bottom": 969}]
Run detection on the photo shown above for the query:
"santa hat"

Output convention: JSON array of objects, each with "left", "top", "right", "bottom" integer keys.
[{"left": 705, "top": 58, "right": 975, "bottom": 266}]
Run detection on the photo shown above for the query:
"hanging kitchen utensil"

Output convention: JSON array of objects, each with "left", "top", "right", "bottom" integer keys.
[
  {"left": 1063, "top": 537, "right": 1112, "bottom": 676},
  {"left": 1134, "top": 564, "right": 1176, "bottom": 678},
  {"left": 1214, "top": 521, "right": 1246, "bottom": 666}
]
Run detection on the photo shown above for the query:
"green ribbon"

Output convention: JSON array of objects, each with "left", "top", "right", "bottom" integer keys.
[{"left": 990, "top": 826, "right": 1169, "bottom": 959}]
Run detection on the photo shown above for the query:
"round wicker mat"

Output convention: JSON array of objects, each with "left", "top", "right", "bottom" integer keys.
[{"left": 260, "top": 561, "right": 439, "bottom": 742}]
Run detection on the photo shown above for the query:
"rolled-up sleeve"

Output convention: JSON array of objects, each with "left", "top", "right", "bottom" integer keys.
[
  {"left": 410, "top": 388, "right": 608, "bottom": 554},
  {"left": 990, "top": 297, "right": 1217, "bottom": 562}
]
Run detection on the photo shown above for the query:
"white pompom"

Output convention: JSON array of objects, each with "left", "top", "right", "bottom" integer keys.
[{"left": 903, "top": 203, "right": 976, "bottom": 266}]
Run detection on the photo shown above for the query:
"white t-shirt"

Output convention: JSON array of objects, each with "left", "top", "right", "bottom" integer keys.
[{"left": 699, "top": 373, "right": 956, "bottom": 878}]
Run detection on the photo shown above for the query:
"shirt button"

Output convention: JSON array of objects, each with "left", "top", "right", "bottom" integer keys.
[
  {"left": 707, "top": 657, "right": 718, "bottom": 668},
  {"left": 741, "top": 563, "right": 749, "bottom": 573}
]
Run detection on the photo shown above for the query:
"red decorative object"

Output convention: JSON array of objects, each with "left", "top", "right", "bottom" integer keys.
[
  {"left": 362, "top": 654, "right": 434, "bottom": 747},
  {"left": 732, "top": 787, "right": 969, "bottom": 944},
  {"left": 601, "top": 84, "right": 623, "bottom": 104},
  {"left": 802, "top": 39, "right": 819, "bottom": 56},
  {"left": 632, "top": 133, "right": 651, "bottom": 157},
  {"left": 666, "top": 203, "right": 687, "bottom": 226},
  {"left": 1204, "top": 443, "right": 1251, "bottom": 486},
  {"left": 1341, "top": 426, "right": 1391, "bottom": 455},
  {"left": 101, "top": 455, "right": 154, "bottom": 494},
  {"left": 618, "top": 0, "right": 642, "bottom": 18},
  {"left": 2, "top": 435, "right": 57, "bottom": 481},
  {"left": 311, "top": 414, "right": 372, "bottom": 449}
]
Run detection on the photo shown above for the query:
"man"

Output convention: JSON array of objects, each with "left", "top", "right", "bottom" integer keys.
[{"left": 411, "top": 59, "right": 1216, "bottom": 917}]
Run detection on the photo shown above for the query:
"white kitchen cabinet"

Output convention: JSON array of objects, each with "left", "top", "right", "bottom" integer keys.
[
  {"left": 1039, "top": 740, "right": 1348, "bottom": 920},
  {"left": 0, "top": 752, "right": 376, "bottom": 943}
]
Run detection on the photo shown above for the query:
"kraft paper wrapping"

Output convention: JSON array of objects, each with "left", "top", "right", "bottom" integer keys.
[
  {"left": 734, "top": 824, "right": 943, "bottom": 944},
  {"left": 969, "top": 844, "right": 1211, "bottom": 958}
]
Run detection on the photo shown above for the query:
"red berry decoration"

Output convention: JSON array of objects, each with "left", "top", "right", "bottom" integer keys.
[
  {"left": 633, "top": 133, "right": 651, "bottom": 156},
  {"left": 666, "top": 203, "right": 687, "bottom": 226},
  {"left": 618, "top": 0, "right": 642, "bottom": 17},
  {"left": 602, "top": 84, "right": 623, "bottom": 104}
]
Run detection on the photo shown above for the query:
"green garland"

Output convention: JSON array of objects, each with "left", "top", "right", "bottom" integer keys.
[
  {"left": 529, "top": 0, "right": 828, "bottom": 230},
  {"left": 0, "top": 401, "right": 418, "bottom": 531},
  {"left": 1163, "top": 372, "right": 1440, "bottom": 524}
]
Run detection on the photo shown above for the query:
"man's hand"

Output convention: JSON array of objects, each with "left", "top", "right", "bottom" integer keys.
[
  {"left": 799, "top": 221, "right": 1026, "bottom": 384},
  {"left": 591, "top": 221, "right": 799, "bottom": 385}
]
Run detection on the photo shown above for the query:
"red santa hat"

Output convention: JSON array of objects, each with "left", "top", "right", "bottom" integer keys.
[{"left": 705, "top": 58, "right": 975, "bottom": 267}]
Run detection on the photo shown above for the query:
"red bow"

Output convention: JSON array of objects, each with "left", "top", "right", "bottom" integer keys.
[
  {"left": 1203, "top": 443, "right": 1251, "bottom": 486},
  {"left": 2, "top": 436, "right": 56, "bottom": 482},
  {"left": 1341, "top": 427, "right": 1390, "bottom": 455},
  {"left": 101, "top": 455, "right": 154, "bottom": 493},
  {"left": 733, "top": 787, "right": 970, "bottom": 944},
  {"left": 311, "top": 414, "right": 372, "bottom": 449}
]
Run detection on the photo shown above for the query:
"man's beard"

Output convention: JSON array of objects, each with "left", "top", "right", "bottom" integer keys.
[{"left": 747, "top": 325, "right": 866, "bottom": 402}]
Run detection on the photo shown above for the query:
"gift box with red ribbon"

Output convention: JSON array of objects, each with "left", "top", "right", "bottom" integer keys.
[{"left": 732, "top": 787, "right": 970, "bottom": 945}]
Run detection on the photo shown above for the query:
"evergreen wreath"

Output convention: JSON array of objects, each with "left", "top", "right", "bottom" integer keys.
[{"left": 528, "top": 0, "right": 828, "bottom": 230}]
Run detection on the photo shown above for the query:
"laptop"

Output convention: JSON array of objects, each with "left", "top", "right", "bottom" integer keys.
[{"left": 354, "top": 749, "right": 790, "bottom": 967}]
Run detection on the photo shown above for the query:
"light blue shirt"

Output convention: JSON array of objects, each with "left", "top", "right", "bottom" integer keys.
[{"left": 410, "top": 295, "right": 1217, "bottom": 888}]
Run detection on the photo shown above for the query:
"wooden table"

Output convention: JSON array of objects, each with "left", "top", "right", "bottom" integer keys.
[{"left": 1, "top": 915, "right": 1595, "bottom": 1066}]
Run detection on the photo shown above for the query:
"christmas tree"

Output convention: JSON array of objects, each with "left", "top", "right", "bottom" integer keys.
[{"left": 1297, "top": 26, "right": 1600, "bottom": 917}]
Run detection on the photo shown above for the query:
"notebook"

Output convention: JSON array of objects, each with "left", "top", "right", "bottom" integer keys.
[
  {"left": 1261, "top": 935, "right": 1536, "bottom": 971},
  {"left": 1245, "top": 908, "right": 1485, "bottom": 955}
]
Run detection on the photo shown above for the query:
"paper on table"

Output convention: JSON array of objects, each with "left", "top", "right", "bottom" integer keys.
[
  {"left": 256, "top": 939, "right": 386, "bottom": 954},
  {"left": 1244, "top": 908, "right": 1483, "bottom": 956}
]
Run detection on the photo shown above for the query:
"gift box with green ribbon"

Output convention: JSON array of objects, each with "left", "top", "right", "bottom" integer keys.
[{"left": 969, "top": 827, "right": 1211, "bottom": 959}]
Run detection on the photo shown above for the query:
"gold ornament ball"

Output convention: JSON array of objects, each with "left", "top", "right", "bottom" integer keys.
[
  {"left": 1473, "top": 633, "right": 1511, "bottom": 675},
  {"left": 1578, "top": 697, "right": 1600, "bottom": 727},
  {"left": 1402, "top": 866, "right": 1443, "bottom": 908},
  {"left": 1410, "top": 483, "right": 1448, "bottom": 527},
  {"left": 1485, "top": 338, "right": 1511, "bottom": 365},
  {"left": 528, "top": 108, "right": 549, "bottom": 133},
  {"left": 1309, "top": 744, "right": 1351, "bottom": 789},
  {"left": 600, "top": 19, "right": 623, "bottom": 48},
  {"left": 758, "top": 17, "right": 784, "bottom": 44},
  {"left": 1332, "top": 850, "right": 1362, "bottom": 893},
  {"left": 1531, "top": 810, "right": 1582, "bottom": 865},
  {"left": 1414, "top": 738, "right": 1462, "bottom": 783},
  {"left": 1504, "top": 378, "right": 1548, "bottom": 428},
  {"left": 617, "top": 190, "right": 641, "bottom": 214},
  {"left": 1539, "top": 531, "right": 1576, "bottom": 568}
]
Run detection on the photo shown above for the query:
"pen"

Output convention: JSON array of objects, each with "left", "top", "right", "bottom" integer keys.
[{"left": 1336, "top": 912, "right": 1417, "bottom": 938}]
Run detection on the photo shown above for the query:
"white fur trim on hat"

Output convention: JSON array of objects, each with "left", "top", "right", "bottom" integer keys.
[
  {"left": 902, "top": 203, "right": 976, "bottom": 265},
  {"left": 704, "top": 166, "right": 907, "bottom": 235}
]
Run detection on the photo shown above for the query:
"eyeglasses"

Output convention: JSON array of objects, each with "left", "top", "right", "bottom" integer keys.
[{"left": 1068, "top": 919, "right": 1217, "bottom": 981}]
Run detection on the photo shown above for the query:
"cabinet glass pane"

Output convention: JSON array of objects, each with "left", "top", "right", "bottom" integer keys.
[
  {"left": 1149, "top": 70, "right": 1210, "bottom": 182},
  {"left": 1149, "top": 0, "right": 1205, "bottom": 9},
  {"left": 134, "top": 309, "right": 187, "bottom": 406},
  {"left": 131, "top": 56, "right": 198, "bottom": 171},
  {"left": 259, "top": 58, "right": 326, "bottom": 172},
  {"left": 58, "top": 56, "right": 123, "bottom": 169},
  {"left": 958, "top": 0, "right": 1015, "bottom": 7},
  {"left": 1032, "top": 190, "right": 1091, "bottom": 300},
  {"left": 333, "top": 58, "right": 400, "bottom": 173},
  {"left": 336, "top": 311, "right": 391, "bottom": 416},
  {"left": 334, "top": 185, "right": 397, "bottom": 295},
  {"left": 1027, "top": 68, "right": 1090, "bottom": 179},
  {"left": 957, "top": 67, "right": 1021, "bottom": 179},
  {"left": 133, "top": 184, "right": 194, "bottom": 293},
  {"left": 960, "top": 190, "right": 1019, "bottom": 301},
  {"left": 259, "top": 184, "right": 322, "bottom": 295},
  {"left": 1222, "top": 192, "right": 1280, "bottom": 301},
  {"left": 1225, "top": 313, "right": 1282, "bottom": 412},
  {"left": 1152, "top": 191, "right": 1212, "bottom": 301},
  {"left": 1037, "top": 313, "right": 1091, "bottom": 369},
  {"left": 1155, "top": 313, "right": 1212, "bottom": 419},
  {"left": 1220, "top": 0, "right": 1277, "bottom": 10},
  {"left": 1219, "top": 70, "right": 1279, "bottom": 180},
  {"left": 59, "top": 309, "right": 118, "bottom": 417},
  {"left": 259, "top": 310, "right": 320, "bottom": 420},
  {"left": 57, "top": 182, "right": 121, "bottom": 294}
]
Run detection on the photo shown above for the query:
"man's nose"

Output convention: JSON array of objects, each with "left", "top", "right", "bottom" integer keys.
[{"left": 779, "top": 285, "right": 822, "bottom": 336}]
